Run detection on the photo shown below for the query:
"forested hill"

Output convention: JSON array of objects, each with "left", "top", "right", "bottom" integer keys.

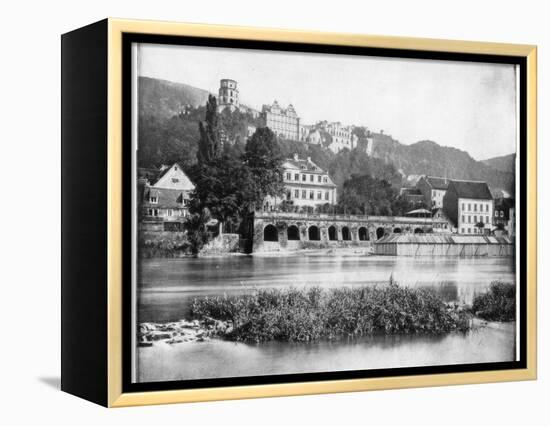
[
  {"left": 139, "top": 76, "right": 212, "bottom": 119},
  {"left": 137, "top": 76, "right": 515, "bottom": 194},
  {"left": 482, "top": 153, "right": 516, "bottom": 173},
  {"left": 370, "top": 133, "right": 515, "bottom": 193}
]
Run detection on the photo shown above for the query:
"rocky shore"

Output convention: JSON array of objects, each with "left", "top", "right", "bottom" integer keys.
[{"left": 138, "top": 317, "right": 232, "bottom": 347}]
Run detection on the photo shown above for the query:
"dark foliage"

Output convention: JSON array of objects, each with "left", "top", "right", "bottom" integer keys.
[
  {"left": 472, "top": 282, "right": 516, "bottom": 321},
  {"left": 191, "top": 282, "right": 472, "bottom": 343}
]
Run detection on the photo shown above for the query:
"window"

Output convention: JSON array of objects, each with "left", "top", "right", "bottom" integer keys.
[
  {"left": 317, "top": 191, "right": 322, "bottom": 200},
  {"left": 325, "top": 191, "right": 329, "bottom": 200},
  {"left": 167, "top": 209, "right": 173, "bottom": 217},
  {"left": 149, "top": 196, "right": 158, "bottom": 204},
  {"left": 468, "top": 216, "right": 471, "bottom": 223},
  {"left": 468, "top": 203, "right": 471, "bottom": 211},
  {"left": 468, "top": 228, "right": 471, "bottom": 234},
  {"left": 294, "top": 173, "right": 299, "bottom": 181},
  {"left": 310, "top": 175, "right": 314, "bottom": 182},
  {"left": 309, "top": 191, "right": 314, "bottom": 200},
  {"left": 485, "top": 204, "right": 489, "bottom": 212},
  {"left": 302, "top": 190, "right": 307, "bottom": 198},
  {"left": 318, "top": 175, "right": 322, "bottom": 183},
  {"left": 171, "top": 178, "right": 179, "bottom": 183},
  {"left": 461, "top": 215, "right": 465, "bottom": 223},
  {"left": 461, "top": 228, "right": 465, "bottom": 234},
  {"left": 500, "top": 211, "right": 504, "bottom": 217},
  {"left": 462, "top": 203, "right": 465, "bottom": 211},
  {"left": 302, "top": 174, "right": 306, "bottom": 181},
  {"left": 286, "top": 173, "right": 291, "bottom": 180},
  {"left": 474, "top": 215, "right": 477, "bottom": 223},
  {"left": 323, "top": 177, "right": 328, "bottom": 183},
  {"left": 485, "top": 215, "right": 489, "bottom": 223},
  {"left": 474, "top": 204, "right": 477, "bottom": 212},
  {"left": 294, "top": 189, "right": 299, "bottom": 198}
]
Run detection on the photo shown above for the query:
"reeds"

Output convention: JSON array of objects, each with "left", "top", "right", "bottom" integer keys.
[{"left": 191, "top": 281, "right": 472, "bottom": 343}]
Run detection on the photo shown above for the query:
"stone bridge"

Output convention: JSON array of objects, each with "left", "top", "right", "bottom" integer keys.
[{"left": 251, "top": 211, "right": 450, "bottom": 252}]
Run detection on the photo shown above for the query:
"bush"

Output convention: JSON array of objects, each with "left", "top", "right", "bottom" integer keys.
[
  {"left": 191, "top": 282, "right": 472, "bottom": 343},
  {"left": 472, "top": 281, "right": 516, "bottom": 321}
]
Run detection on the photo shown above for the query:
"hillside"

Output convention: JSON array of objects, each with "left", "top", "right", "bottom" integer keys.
[
  {"left": 370, "top": 134, "right": 515, "bottom": 193},
  {"left": 139, "top": 76, "right": 212, "bottom": 119},
  {"left": 482, "top": 154, "right": 516, "bottom": 173},
  {"left": 137, "top": 76, "right": 515, "bottom": 194}
]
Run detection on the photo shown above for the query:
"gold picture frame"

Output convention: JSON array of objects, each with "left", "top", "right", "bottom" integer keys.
[{"left": 61, "top": 18, "right": 537, "bottom": 407}]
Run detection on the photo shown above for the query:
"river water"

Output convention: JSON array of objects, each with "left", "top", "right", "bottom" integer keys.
[{"left": 136, "top": 254, "right": 517, "bottom": 382}]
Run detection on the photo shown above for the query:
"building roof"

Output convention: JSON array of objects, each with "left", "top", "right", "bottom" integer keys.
[
  {"left": 143, "top": 187, "right": 191, "bottom": 209},
  {"left": 283, "top": 156, "right": 337, "bottom": 186},
  {"left": 449, "top": 180, "right": 493, "bottom": 200},
  {"left": 423, "top": 176, "right": 450, "bottom": 190}
]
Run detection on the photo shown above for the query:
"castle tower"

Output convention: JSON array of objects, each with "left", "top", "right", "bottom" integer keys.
[{"left": 218, "top": 78, "right": 239, "bottom": 111}]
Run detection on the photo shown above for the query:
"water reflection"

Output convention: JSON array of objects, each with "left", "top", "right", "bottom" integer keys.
[{"left": 138, "top": 255, "right": 515, "bottom": 323}]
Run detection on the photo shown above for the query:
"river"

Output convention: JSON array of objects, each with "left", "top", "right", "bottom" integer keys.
[{"left": 136, "top": 254, "right": 517, "bottom": 382}]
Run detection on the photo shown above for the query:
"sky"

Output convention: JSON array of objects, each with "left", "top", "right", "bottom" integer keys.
[{"left": 137, "top": 43, "right": 518, "bottom": 160}]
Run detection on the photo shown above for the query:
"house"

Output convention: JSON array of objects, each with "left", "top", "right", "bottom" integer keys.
[
  {"left": 263, "top": 154, "right": 337, "bottom": 210},
  {"left": 400, "top": 187, "right": 425, "bottom": 206},
  {"left": 261, "top": 100, "right": 300, "bottom": 141},
  {"left": 140, "top": 163, "right": 195, "bottom": 231},
  {"left": 431, "top": 208, "right": 453, "bottom": 233},
  {"left": 494, "top": 197, "right": 516, "bottom": 237},
  {"left": 416, "top": 175, "right": 449, "bottom": 208},
  {"left": 442, "top": 180, "right": 494, "bottom": 235}
]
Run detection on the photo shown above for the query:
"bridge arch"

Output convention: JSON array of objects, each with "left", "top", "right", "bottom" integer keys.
[
  {"left": 414, "top": 227, "right": 424, "bottom": 234},
  {"left": 342, "top": 226, "right": 351, "bottom": 241},
  {"left": 308, "top": 225, "right": 321, "bottom": 241},
  {"left": 287, "top": 225, "right": 300, "bottom": 240},
  {"left": 376, "top": 227, "right": 385, "bottom": 240},
  {"left": 328, "top": 225, "right": 337, "bottom": 241},
  {"left": 358, "top": 226, "right": 369, "bottom": 241},
  {"left": 263, "top": 224, "right": 279, "bottom": 242},
  {"left": 393, "top": 227, "right": 402, "bottom": 234}
]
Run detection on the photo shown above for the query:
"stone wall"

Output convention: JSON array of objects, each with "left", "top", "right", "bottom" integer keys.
[
  {"left": 251, "top": 212, "right": 450, "bottom": 253},
  {"left": 200, "top": 233, "right": 241, "bottom": 256}
]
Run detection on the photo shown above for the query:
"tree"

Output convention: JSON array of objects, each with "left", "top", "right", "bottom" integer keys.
[
  {"left": 185, "top": 208, "right": 213, "bottom": 255},
  {"left": 338, "top": 174, "right": 397, "bottom": 215},
  {"left": 241, "top": 127, "right": 285, "bottom": 210},
  {"left": 475, "top": 221, "right": 486, "bottom": 234},
  {"left": 197, "top": 95, "right": 221, "bottom": 164}
]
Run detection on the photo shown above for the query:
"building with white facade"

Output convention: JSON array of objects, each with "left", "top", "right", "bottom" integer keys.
[
  {"left": 442, "top": 180, "right": 494, "bottom": 235},
  {"left": 263, "top": 154, "right": 337, "bottom": 210},
  {"left": 261, "top": 100, "right": 300, "bottom": 141},
  {"left": 140, "top": 163, "right": 195, "bottom": 231},
  {"left": 416, "top": 176, "right": 449, "bottom": 208},
  {"left": 316, "top": 121, "right": 357, "bottom": 153}
]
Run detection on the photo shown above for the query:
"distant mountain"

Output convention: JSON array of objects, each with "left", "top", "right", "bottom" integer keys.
[
  {"left": 370, "top": 134, "right": 515, "bottom": 193},
  {"left": 138, "top": 76, "right": 212, "bottom": 119},
  {"left": 482, "top": 154, "right": 516, "bottom": 173}
]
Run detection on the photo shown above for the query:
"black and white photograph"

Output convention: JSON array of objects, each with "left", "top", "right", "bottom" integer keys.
[{"left": 132, "top": 41, "right": 520, "bottom": 384}]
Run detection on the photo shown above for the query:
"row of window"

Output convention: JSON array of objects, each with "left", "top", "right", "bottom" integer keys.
[
  {"left": 287, "top": 189, "right": 331, "bottom": 201},
  {"left": 460, "top": 227, "right": 485, "bottom": 234},
  {"left": 461, "top": 215, "right": 490, "bottom": 224},
  {"left": 148, "top": 196, "right": 187, "bottom": 206},
  {"left": 146, "top": 208, "right": 187, "bottom": 218},
  {"left": 494, "top": 210, "right": 506, "bottom": 218},
  {"left": 285, "top": 172, "right": 329, "bottom": 183},
  {"left": 266, "top": 116, "right": 299, "bottom": 125},
  {"left": 461, "top": 202, "right": 490, "bottom": 213}
]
